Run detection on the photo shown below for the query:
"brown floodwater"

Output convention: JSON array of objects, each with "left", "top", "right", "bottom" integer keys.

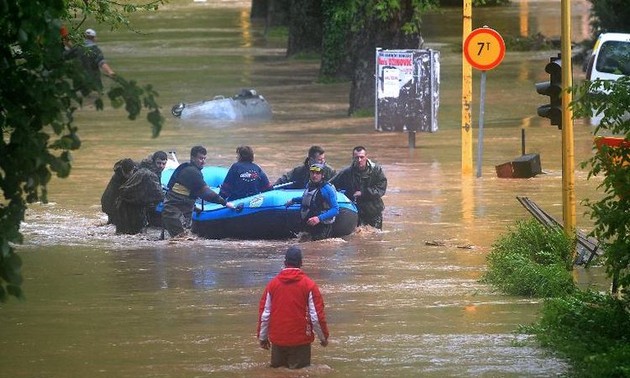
[{"left": 1, "top": 1, "right": 609, "bottom": 376}]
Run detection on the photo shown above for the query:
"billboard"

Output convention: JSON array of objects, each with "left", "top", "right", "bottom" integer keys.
[{"left": 375, "top": 49, "right": 440, "bottom": 133}]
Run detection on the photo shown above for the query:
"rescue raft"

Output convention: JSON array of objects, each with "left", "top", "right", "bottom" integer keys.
[{"left": 160, "top": 166, "right": 358, "bottom": 240}]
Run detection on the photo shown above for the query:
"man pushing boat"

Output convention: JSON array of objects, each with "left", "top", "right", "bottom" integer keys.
[{"left": 162, "top": 145, "right": 234, "bottom": 238}]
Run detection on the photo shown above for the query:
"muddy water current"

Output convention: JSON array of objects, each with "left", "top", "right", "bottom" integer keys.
[{"left": 1, "top": 1, "right": 610, "bottom": 377}]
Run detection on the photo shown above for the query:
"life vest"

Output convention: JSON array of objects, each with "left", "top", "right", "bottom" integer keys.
[
  {"left": 300, "top": 184, "right": 335, "bottom": 224},
  {"left": 166, "top": 162, "right": 196, "bottom": 198}
]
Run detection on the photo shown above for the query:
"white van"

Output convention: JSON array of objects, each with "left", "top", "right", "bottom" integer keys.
[{"left": 584, "top": 33, "right": 630, "bottom": 125}]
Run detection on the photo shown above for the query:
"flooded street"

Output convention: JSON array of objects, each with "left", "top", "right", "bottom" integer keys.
[{"left": 1, "top": 1, "right": 608, "bottom": 376}]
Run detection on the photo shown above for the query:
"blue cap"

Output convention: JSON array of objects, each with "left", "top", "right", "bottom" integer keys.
[{"left": 285, "top": 246, "right": 302, "bottom": 267}]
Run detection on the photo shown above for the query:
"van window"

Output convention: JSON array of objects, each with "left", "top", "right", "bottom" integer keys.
[{"left": 595, "top": 41, "right": 630, "bottom": 76}]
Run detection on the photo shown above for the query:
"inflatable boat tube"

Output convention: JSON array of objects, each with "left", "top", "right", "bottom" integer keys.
[{"left": 159, "top": 165, "right": 357, "bottom": 239}]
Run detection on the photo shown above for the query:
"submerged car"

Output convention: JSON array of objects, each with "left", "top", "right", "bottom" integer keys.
[{"left": 171, "top": 89, "right": 272, "bottom": 121}]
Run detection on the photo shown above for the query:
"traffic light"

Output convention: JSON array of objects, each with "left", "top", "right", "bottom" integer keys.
[{"left": 535, "top": 56, "right": 562, "bottom": 128}]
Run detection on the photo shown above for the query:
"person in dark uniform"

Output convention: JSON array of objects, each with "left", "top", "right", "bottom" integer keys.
[
  {"left": 330, "top": 146, "right": 387, "bottom": 230},
  {"left": 285, "top": 164, "right": 339, "bottom": 241},
  {"left": 162, "top": 146, "right": 234, "bottom": 238},
  {"left": 274, "top": 146, "right": 336, "bottom": 189},
  {"left": 139, "top": 151, "right": 168, "bottom": 227},
  {"left": 113, "top": 151, "right": 168, "bottom": 234},
  {"left": 65, "top": 28, "right": 115, "bottom": 94},
  {"left": 115, "top": 164, "right": 163, "bottom": 235},
  {"left": 101, "top": 158, "right": 136, "bottom": 225}
]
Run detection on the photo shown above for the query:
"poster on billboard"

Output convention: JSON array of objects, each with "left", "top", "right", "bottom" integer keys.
[{"left": 375, "top": 49, "right": 440, "bottom": 133}]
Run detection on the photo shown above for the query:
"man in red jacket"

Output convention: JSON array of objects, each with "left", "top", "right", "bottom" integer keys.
[{"left": 257, "top": 246, "right": 329, "bottom": 369}]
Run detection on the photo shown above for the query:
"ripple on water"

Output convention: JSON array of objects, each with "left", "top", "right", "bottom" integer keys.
[
  {"left": 20, "top": 203, "right": 296, "bottom": 250},
  {"left": 333, "top": 333, "right": 567, "bottom": 377}
]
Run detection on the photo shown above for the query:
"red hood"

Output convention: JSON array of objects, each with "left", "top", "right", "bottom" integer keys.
[{"left": 277, "top": 267, "right": 304, "bottom": 283}]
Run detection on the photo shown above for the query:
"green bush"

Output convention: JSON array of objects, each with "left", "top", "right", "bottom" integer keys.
[
  {"left": 503, "top": 33, "right": 555, "bottom": 52},
  {"left": 481, "top": 219, "right": 575, "bottom": 297},
  {"left": 521, "top": 290, "right": 630, "bottom": 377},
  {"left": 572, "top": 76, "right": 630, "bottom": 297}
]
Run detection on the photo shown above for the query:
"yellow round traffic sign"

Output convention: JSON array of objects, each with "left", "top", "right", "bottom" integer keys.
[{"left": 463, "top": 27, "right": 506, "bottom": 71}]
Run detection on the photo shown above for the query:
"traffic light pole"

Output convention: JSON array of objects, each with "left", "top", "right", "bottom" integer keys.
[
  {"left": 461, "top": 0, "right": 473, "bottom": 176},
  {"left": 561, "top": 0, "right": 575, "bottom": 236}
]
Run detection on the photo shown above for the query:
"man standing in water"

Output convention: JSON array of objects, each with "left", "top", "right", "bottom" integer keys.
[
  {"left": 162, "top": 146, "right": 234, "bottom": 238},
  {"left": 257, "top": 246, "right": 329, "bottom": 369},
  {"left": 274, "top": 145, "right": 336, "bottom": 189},
  {"left": 285, "top": 163, "right": 339, "bottom": 241},
  {"left": 330, "top": 146, "right": 387, "bottom": 229},
  {"left": 65, "top": 28, "right": 115, "bottom": 94},
  {"left": 139, "top": 151, "right": 168, "bottom": 227},
  {"left": 101, "top": 158, "right": 136, "bottom": 225}
]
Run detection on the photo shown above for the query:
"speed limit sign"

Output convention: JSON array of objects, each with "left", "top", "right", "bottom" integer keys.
[{"left": 464, "top": 27, "right": 506, "bottom": 71}]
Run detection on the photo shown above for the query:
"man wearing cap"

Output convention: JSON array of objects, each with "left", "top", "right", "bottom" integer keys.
[
  {"left": 257, "top": 246, "right": 329, "bottom": 369},
  {"left": 285, "top": 163, "right": 339, "bottom": 241},
  {"left": 274, "top": 146, "right": 336, "bottom": 189},
  {"left": 330, "top": 146, "right": 387, "bottom": 230},
  {"left": 66, "top": 28, "right": 115, "bottom": 93}
]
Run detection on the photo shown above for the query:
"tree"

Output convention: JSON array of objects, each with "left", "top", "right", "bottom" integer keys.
[
  {"left": 250, "top": 0, "right": 290, "bottom": 36},
  {"left": 275, "top": 0, "right": 438, "bottom": 114},
  {"left": 571, "top": 76, "right": 630, "bottom": 299},
  {"left": 320, "top": 0, "right": 355, "bottom": 80},
  {"left": 287, "top": 0, "right": 437, "bottom": 114},
  {"left": 587, "top": 0, "right": 630, "bottom": 39},
  {"left": 345, "top": 0, "right": 436, "bottom": 115},
  {"left": 287, "top": 0, "right": 323, "bottom": 57},
  {"left": 0, "top": 0, "right": 164, "bottom": 302}
]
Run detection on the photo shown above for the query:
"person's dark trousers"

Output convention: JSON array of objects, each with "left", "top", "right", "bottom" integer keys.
[
  {"left": 270, "top": 344, "right": 311, "bottom": 369},
  {"left": 146, "top": 205, "right": 162, "bottom": 227},
  {"left": 308, "top": 222, "right": 332, "bottom": 241},
  {"left": 162, "top": 192, "right": 195, "bottom": 237},
  {"left": 358, "top": 211, "right": 383, "bottom": 230}
]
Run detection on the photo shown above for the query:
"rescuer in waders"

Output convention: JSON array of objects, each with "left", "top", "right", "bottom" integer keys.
[
  {"left": 114, "top": 154, "right": 165, "bottom": 235},
  {"left": 101, "top": 158, "right": 137, "bottom": 226},
  {"left": 138, "top": 151, "right": 168, "bottom": 227},
  {"left": 162, "top": 146, "right": 234, "bottom": 238},
  {"left": 285, "top": 164, "right": 339, "bottom": 241}
]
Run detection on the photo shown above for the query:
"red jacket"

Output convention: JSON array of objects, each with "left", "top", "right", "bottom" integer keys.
[{"left": 257, "top": 267, "right": 329, "bottom": 347}]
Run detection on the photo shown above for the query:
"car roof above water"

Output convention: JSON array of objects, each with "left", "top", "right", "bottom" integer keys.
[{"left": 586, "top": 32, "right": 630, "bottom": 82}]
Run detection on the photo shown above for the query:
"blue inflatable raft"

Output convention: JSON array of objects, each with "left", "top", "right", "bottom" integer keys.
[{"left": 160, "top": 166, "right": 358, "bottom": 239}]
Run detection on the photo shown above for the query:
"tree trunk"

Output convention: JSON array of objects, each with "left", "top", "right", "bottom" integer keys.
[
  {"left": 348, "top": 0, "right": 422, "bottom": 115},
  {"left": 286, "top": 0, "right": 323, "bottom": 57},
  {"left": 319, "top": 0, "right": 353, "bottom": 80},
  {"left": 250, "top": 0, "right": 268, "bottom": 19},
  {"left": 251, "top": 0, "right": 291, "bottom": 37}
]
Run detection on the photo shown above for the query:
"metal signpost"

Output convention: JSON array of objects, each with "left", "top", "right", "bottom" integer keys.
[{"left": 463, "top": 26, "right": 506, "bottom": 177}]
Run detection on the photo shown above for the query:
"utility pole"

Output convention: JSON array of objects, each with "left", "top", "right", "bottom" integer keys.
[
  {"left": 461, "top": 0, "right": 473, "bottom": 175},
  {"left": 561, "top": 0, "right": 576, "bottom": 235}
]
